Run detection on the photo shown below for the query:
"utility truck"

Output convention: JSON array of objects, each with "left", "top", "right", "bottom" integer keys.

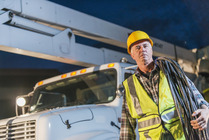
[{"left": 0, "top": 61, "right": 136, "bottom": 140}]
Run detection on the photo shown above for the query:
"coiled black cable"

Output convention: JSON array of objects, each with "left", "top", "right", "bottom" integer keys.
[{"left": 155, "top": 57, "right": 208, "bottom": 140}]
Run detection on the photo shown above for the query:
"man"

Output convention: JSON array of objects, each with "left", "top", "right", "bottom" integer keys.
[{"left": 120, "top": 30, "right": 209, "bottom": 140}]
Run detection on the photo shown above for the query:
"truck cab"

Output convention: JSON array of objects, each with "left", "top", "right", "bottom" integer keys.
[{"left": 0, "top": 62, "right": 136, "bottom": 140}]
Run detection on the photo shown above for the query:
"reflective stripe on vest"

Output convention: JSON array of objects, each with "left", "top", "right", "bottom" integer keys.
[
  {"left": 161, "top": 107, "right": 179, "bottom": 123},
  {"left": 138, "top": 115, "right": 161, "bottom": 132},
  {"left": 123, "top": 71, "right": 185, "bottom": 140},
  {"left": 126, "top": 75, "right": 143, "bottom": 116}
]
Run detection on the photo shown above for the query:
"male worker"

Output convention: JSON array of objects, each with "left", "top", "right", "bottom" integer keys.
[{"left": 120, "top": 30, "right": 209, "bottom": 140}]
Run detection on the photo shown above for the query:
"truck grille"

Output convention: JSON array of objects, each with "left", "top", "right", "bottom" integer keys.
[{"left": 0, "top": 120, "right": 36, "bottom": 140}]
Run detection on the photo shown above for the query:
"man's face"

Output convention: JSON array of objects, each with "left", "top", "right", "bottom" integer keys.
[{"left": 130, "top": 40, "right": 153, "bottom": 66}]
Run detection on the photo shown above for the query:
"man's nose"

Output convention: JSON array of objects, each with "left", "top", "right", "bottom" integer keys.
[{"left": 141, "top": 46, "right": 146, "bottom": 51}]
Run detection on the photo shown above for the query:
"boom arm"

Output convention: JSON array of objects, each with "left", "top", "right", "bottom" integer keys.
[{"left": 0, "top": 0, "right": 196, "bottom": 73}]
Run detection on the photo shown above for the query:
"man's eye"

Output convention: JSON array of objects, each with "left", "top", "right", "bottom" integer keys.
[
  {"left": 136, "top": 46, "right": 141, "bottom": 49},
  {"left": 144, "top": 44, "right": 148, "bottom": 48}
]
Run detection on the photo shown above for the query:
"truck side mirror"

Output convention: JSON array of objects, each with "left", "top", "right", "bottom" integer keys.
[
  {"left": 116, "top": 84, "right": 124, "bottom": 98},
  {"left": 16, "top": 95, "right": 31, "bottom": 116}
]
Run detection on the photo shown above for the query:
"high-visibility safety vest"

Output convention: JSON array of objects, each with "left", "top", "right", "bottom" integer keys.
[{"left": 123, "top": 71, "right": 185, "bottom": 140}]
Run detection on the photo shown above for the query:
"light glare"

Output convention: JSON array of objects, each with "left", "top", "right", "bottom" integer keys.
[{"left": 16, "top": 97, "right": 26, "bottom": 107}]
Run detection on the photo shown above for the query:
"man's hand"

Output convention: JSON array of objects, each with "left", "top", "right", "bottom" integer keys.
[{"left": 190, "top": 108, "right": 209, "bottom": 130}]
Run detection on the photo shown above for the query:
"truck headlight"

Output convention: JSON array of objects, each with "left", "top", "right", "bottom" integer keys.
[
  {"left": 16, "top": 97, "right": 26, "bottom": 107},
  {"left": 16, "top": 95, "right": 31, "bottom": 115}
]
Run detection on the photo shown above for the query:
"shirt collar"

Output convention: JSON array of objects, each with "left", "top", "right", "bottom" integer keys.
[{"left": 135, "top": 62, "right": 159, "bottom": 77}]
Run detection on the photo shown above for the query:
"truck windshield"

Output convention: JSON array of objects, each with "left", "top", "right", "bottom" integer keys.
[{"left": 29, "top": 69, "right": 117, "bottom": 112}]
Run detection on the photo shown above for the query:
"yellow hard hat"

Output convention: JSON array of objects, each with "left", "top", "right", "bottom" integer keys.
[{"left": 127, "top": 30, "right": 153, "bottom": 54}]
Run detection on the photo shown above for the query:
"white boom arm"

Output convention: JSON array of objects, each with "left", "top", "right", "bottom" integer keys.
[{"left": 0, "top": 0, "right": 196, "bottom": 73}]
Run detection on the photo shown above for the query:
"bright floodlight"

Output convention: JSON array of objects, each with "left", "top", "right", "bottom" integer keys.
[{"left": 16, "top": 97, "right": 26, "bottom": 107}]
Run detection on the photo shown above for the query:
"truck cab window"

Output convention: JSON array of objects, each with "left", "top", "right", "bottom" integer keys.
[{"left": 29, "top": 69, "right": 117, "bottom": 112}]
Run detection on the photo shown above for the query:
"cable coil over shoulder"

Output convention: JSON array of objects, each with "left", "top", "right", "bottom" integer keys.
[{"left": 155, "top": 57, "right": 208, "bottom": 140}]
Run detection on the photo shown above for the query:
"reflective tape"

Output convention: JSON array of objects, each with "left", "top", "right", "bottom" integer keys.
[
  {"left": 161, "top": 109, "right": 178, "bottom": 123},
  {"left": 138, "top": 116, "right": 161, "bottom": 128},
  {"left": 127, "top": 76, "right": 143, "bottom": 116}
]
